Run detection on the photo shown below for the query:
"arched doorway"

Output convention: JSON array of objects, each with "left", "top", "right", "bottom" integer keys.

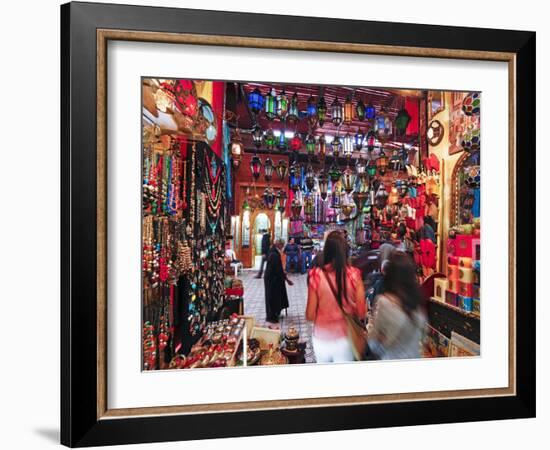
[{"left": 252, "top": 212, "right": 271, "bottom": 269}]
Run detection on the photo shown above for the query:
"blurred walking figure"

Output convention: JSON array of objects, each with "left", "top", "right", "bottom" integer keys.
[
  {"left": 255, "top": 230, "right": 271, "bottom": 279},
  {"left": 264, "top": 239, "right": 293, "bottom": 324},
  {"left": 306, "top": 231, "right": 366, "bottom": 363},
  {"left": 368, "top": 252, "right": 427, "bottom": 360}
]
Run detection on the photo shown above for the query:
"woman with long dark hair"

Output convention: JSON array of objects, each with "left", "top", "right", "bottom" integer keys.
[
  {"left": 368, "top": 251, "right": 427, "bottom": 360},
  {"left": 306, "top": 231, "right": 366, "bottom": 363}
]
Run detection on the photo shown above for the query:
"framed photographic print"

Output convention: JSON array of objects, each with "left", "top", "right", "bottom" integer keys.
[{"left": 61, "top": 1, "right": 536, "bottom": 447}]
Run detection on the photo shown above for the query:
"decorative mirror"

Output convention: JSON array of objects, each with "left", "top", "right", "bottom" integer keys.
[{"left": 427, "top": 120, "right": 444, "bottom": 146}]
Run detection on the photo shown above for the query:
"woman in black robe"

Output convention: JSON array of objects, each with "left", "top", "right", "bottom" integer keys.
[{"left": 264, "top": 239, "right": 292, "bottom": 323}]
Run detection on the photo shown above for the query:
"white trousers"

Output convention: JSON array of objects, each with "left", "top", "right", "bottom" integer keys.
[{"left": 312, "top": 335, "right": 355, "bottom": 363}]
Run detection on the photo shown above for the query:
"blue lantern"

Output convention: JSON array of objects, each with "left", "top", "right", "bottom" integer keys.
[
  {"left": 365, "top": 102, "right": 376, "bottom": 120},
  {"left": 248, "top": 88, "right": 264, "bottom": 114}
]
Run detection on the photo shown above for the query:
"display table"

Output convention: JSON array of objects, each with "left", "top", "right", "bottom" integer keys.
[{"left": 428, "top": 297, "right": 480, "bottom": 344}]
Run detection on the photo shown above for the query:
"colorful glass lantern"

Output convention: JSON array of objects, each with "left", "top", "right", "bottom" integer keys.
[
  {"left": 291, "top": 198, "right": 303, "bottom": 220},
  {"left": 307, "top": 95, "right": 318, "bottom": 128},
  {"left": 365, "top": 102, "right": 376, "bottom": 120},
  {"left": 375, "top": 183, "right": 388, "bottom": 208},
  {"left": 230, "top": 131, "right": 244, "bottom": 169},
  {"left": 277, "top": 189, "right": 287, "bottom": 212},
  {"left": 290, "top": 132, "right": 302, "bottom": 152},
  {"left": 343, "top": 95, "right": 354, "bottom": 125},
  {"left": 277, "top": 90, "right": 289, "bottom": 120},
  {"left": 289, "top": 162, "right": 302, "bottom": 192},
  {"left": 355, "top": 156, "right": 366, "bottom": 179},
  {"left": 264, "top": 128, "right": 276, "bottom": 150},
  {"left": 328, "top": 163, "right": 342, "bottom": 182},
  {"left": 318, "top": 171, "right": 329, "bottom": 200},
  {"left": 342, "top": 166, "right": 357, "bottom": 194},
  {"left": 306, "top": 134, "right": 316, "bottom": 156},
  {"left": 264, "top": 157, "right": 274, "bottom": 182},
  {"left": 366, "top": 129, "right": 376, "bottom": 152},
  {"left": 395, "top": 179, "right": 408, "bottom": 197},
  {"left": 264, "top": 88, "right": 277, "bottom": 121},
  {"left": 390, "top": 150, "right": 403, "bottom": 172},
  {"left": 242, "top": 197, "right": 251, "bottom": 211},
  {"left": 354, "top": 129, "right": 365, "bottom": 151},
  {"left": 375, "top": 107, "right": 393, "bottom": 141},
  {"left": 263, "top": 186, "right": 276, "bottom": 209},
  {"left": 317, "top": 96, "right": 327, "bottom": 127},
  {"left": 366, "top": 160, "right": 377, "bottom": 177},
  {"left": 248, "top": 88, "right": 264, "bottom": 114},
  {"left": 376, "top": 150, "right": 389, "bottom": 175},
  {"left": 461, "top": 125, "right": 481, "bottom": 153},
  {"left": 251, "top": 125, "right": 263, "bottom": 149},
  {"left": 276, "top": 159, "right": 288, "bottom": 180},
  {"left": 462, "top": 92, "right": 480, "bottom": 116},
  {"left": 331, "top": 97, "right": 343, "bottom": 127},
  {"left": 331, "top": 135, "right": 342, "bottom": 158},
  {"left": 395, "top": 107, "right": 411, "bottom": 135},
  {"left": 250, "top": 154, "right": 262, "bottom": 180},
  {"left": 331, "top": 184, "right": 342, "bottom": 209},
  {"left": 356, "top": 99, "right": 365, "bottom": 121},
  {"left": 277, "top": 130, "right": 288, "bottom": 151},
  {"left": 343, "top": 132, "right": 354, "bottom": 158},
  {"left": 287, "top": 93, "right": 299, "bottom": 123},
  {"left": 317, "top": 133, "right": 326, "bottom": 160},
  {"left": 304, "top": 194, "right": 314, "bottom": 222},
  {"left": 305, "top": 165, "right": 316, "bottom": 192}
]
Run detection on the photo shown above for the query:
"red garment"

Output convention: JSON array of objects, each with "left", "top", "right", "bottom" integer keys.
[{"left": 420, "top": 239, "right": 436, "bottom": 269}]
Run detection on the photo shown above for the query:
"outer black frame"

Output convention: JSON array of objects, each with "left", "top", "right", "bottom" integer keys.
[{"left": 61, "top": 1, "right": 536, "bottom": 447}]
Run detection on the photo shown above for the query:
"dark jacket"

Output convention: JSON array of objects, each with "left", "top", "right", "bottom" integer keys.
[
  {"left": 264, "top": 246, "right": 289, "bottom": 321},
  {"left": 261, "top": 233, "right": 271, "bottom": 256}
]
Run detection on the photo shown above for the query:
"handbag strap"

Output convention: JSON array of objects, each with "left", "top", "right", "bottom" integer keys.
[{"left": 321, "top": 269, "right": 348, "bottom": 314}]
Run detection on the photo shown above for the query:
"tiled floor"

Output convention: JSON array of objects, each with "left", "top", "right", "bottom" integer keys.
[{"left": 241, "top": 269, "right": 316, "bottom": 363}]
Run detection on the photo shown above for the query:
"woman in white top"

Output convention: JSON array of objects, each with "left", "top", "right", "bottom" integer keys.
[{"left": 368, "top": 251, "right": 427, "bottom": 360}]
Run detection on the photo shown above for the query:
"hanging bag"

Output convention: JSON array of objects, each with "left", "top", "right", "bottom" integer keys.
[{"left": 322, "top": 270, "right": 368, "bottom": 361}]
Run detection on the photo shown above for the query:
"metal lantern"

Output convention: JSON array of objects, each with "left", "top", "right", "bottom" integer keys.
[
  {"left": 375, "top": 107, "right": 393, "bottom": 141},
  {"left": 331, "top": 184, "right": 342, "bottom": 209},
  {"left": 354, "top": 129, "right": 365, "bottom": 151},
  {"left": 317, "top": 133, "right": 326, "bottom": 160},
  {"left": 263, "top": 186, "right": 276, "bottom": 209},
  {"left": 395, "top": 107, "right": 411, "bottom": 135},
  {"left": 278, "top": 130, "right": 288, "bottom": 151},
  {"left": 331, "top": 135, "right": 342, "bottom": 158},
  {"left": 366, "top": 159, "right": 377, "bottom": 177},
  {"left": 304, "top": 194, "right": 314, "bottom": 222},
  {"left": 264, "top": 157, "right": 274, "bottom": 182},
  {"left": 264, "top": 88, "right": 277, "bottom": 121},
  {"left": 331, "top": 97, "right": 343, "bottom": 127},
  {"left": 366, "top": 129, "right": 376, "bottom": 152},
  {"left": 317, "top": 96, "right": 327, "bottom": 127},
  {"left": 291, "top": 197, "right": 303, "bottom": 220},
  {"left": 305, "top": 164, "right": 316, "bottom": 192},
  {"left": 251, "top": 125, "right": 263, "bottom": 149},
  {"left": 230, "top": 131, "right": 244, "bottom": 169},
  {"left": 376, "top": 150, "right": 388, "bottom": 175},
  {"left": 277, "top": 189, "right": 287, "bottom": 212},
  {"left": 355, "top": 156, "right": 366, "bottom": 179},
  {"left": 395, "top": 179, "right": 408, "bottom": 197},
  {"left": 365, "top": 102, "right": 376, "bottom": 120},
  {"left": 356, "top": 99, "right": 365, "bottom": 121},
  {"left": 290, "top": 162, "right": 302, "bottom": 192},
  {"left": 276, "top": 90, "right": 289, "bottom": 120},
  {"left": 248, "top": 88, "right": 264, "bottom": 114},
  {"left": 290, "top": 132, "right": 302, "bottom": 152},
  {"left": 328, "top": 163, "right": 342, "bottom": 182},
  {"left": 343, "top": 133, "right": 354, "bottom": 158},
  {"left": 276, "top": 159, "right": 288, "bottom": 180},
  {"left": 343, "top": 95, "right": 354, "bottom": 125},
  {"left": 342, "top": 166, "right": 357, "bottom": 194},
  {"left": 375, "top": 183, "right": 388, "bottom": 208},
  {"left": 264, "top": 128, "right": 276, "bottom": 150},
  {"left": 317, "top": 171, "right": 329, "bottom": 200},
  {"left": 306, "top": 134, "right": 316, "bottom": 156},
  {"left": 307, "top": 95, "right": 318, "bottom": 128},
  {"left": 390, "top": 150, "right": 403, "bottom": 172},
  {"left": 287, "top": 93, "right": 299, "bottom": 123},
  {"left": 250, "top": 154, "right": 262, "bottom": 180}
]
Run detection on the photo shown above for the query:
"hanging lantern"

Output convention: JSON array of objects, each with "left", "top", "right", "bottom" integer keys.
[
  {"left": 307, "top": 95, "right": 318, "bottom": 128},
  {"left": 328, "top": 163, "right": 342, "bottom": 182},
  {"left": 331, "top": 135, "right": 342, "bottom": 158},
  {"left": 230, "top": 130, "right": 244, "bottom": 169},
  {"left": 277, "top": 189, "right": 287, "bottom": 212},
  {"left": 366, "top": 159, "right": 377, "bottom": 178},
  {"left": 375, "top": 183, "right": 388, "bottom": 208},
  {"left": 277, "top": 130, "right": 288, "bottom": 151},
  {"left": 317, "top": 96, "right": 327, "bottom": 127},
  {"left": 242, "top": 197, "right": 251, "bottom": 211},
  {"left": 305, "top": 165, "right": 316, "bottom": 192},
  {"left": 264, "top": 88, "right": 277, "bottom": 121},
  {"left": 376, "top": 149, "right": 388, "bottom": 175},
  {"left": 343, "top": 133, "right": 354, "bottom": 158},
  {"left": 395, "top": 107, "right": 411, "bottom": 135},
  {"left": 353, "top": 189, "right": 369, "bottom": 211},
  {"left": 395, "top": 179, "right": 409, "bottom": 197},
  {"left": 250, "top": 154, "right": 262, "bottom": 180},
  {"left": 251, "top": 125, "right": 263, "bottom": 149},
  {"left": 317, "top": 133, "right": 326, "bottom": 160},
  {"left": 276, "top": 90, "right": 289, "bottom": 120},
  {"left": 331, "top": 97, "right": 343, "bottom": 126},
  {"left": 343, "top": 95, "right": 353, "bottom": 125},
  {"left": 264, "top": 128, "right": 276, "bottom": 150},
  {"left": 375, "top": 107, "right": 393, "bottom": 141},
  {"left": 354, "top": 129, "right": 364, "bottom": 151},
  {"left": 366, "top": 129, "right": 376, "bottom": 152},
  {"left": 390, "top": 150, "right": 403, "bottom": 172},
  {"left": 290, "top": 162, "right": 302, "bottom": 192},
  {"left": 317, "top": 171, "right": 329, "bottom": 200},
  {"left": 306, "top": 134, "right": 316, "bottom": 156},
  {"left": 290, "top": 132, "right": 302, "bottom": 152},
  {"left": 365, "top": 102, "right": 376, "bottom": 120},
  {"left": 342, "top": 166, "right": 357, "bottom": 194},
  {"left": 248, "top": 88, "right": 264, "bottom": 114},
  {"left": 264, "top": 157, "right": 274, "bottom": 182},
  {"left": 304, "top": 194, "right": 314, "bottom": 223},
  {"left": 356, "top": 98, "right": 365, "bottom": 121},
  {"left": 276, "top": 159, "right": 288, "bottom": 180},
  {"left": 291, "top": 198, "right": 303, "bottom": 220},
  {"left": 341, "top": 200, "right": 355, "bottom": 219},
  {"left": 287, "top": 93, "right": 299, "bottom": 123},
  {"left": 331, "top": 184, "right": 342, "bottom": 209},
  {"left": 263, "top": 186, "right": 276, "bottom": 209},
  {"left": 355, "top": 156, "right": 366, "bottom": 179}
]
